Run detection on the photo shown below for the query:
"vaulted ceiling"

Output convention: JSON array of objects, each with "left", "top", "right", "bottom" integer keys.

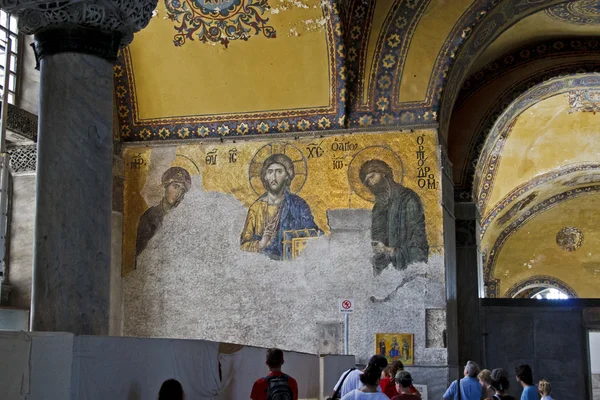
[{"left": 116, "top": 0, "right": 600, "bottom": 298}]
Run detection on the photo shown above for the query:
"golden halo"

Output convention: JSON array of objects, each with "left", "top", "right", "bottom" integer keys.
[
  {"left": 248, "top": 142, "right": 308, "bottom": 196},
  {"left": 347, "top": 146, "right": 404, "bottom": 202}
]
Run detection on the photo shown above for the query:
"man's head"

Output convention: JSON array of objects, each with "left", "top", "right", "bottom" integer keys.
[
  {"left": 367, "top": 354, "right": 388, "bottom": 370},
  {"left": 515, "top": 364, "right": 533, "bottom": 385},
  {"left": 359, "top": 160, "right": 395, "bottom": 196},
  {"left": 266, "top": 348, "right": 284, "bottom": 369},
  {"left": 394, "top": 370, "right": 413, "bottom": 389},
  {"left": 464, "top": 361, "right": 481, "bottom": 378},
  {"left": 261, "top": 154, "right": 295, "bottom": 195},
  {"left": 161, "top": 167, "right": 191, "bottom": 207}
]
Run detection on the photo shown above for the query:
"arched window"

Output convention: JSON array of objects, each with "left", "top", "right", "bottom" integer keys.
[
  {"left": 532, "top": 287, "right": 569, "bottom": 300},
  {"left": 0, "top": 9, "right": 18, "bottom": 104}
]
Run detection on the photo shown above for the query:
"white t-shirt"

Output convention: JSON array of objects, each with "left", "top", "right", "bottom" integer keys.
[
  {"left": 541, "top": 396, "right": 553, "bottom": 400},
  {"left": 340, "top": 389, "right": 389, "bottom": 400},
  {"left": 333, "top": 370, "right": 382, "bottom": 398}
]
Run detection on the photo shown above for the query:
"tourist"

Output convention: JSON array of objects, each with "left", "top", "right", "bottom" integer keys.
[
  {"left": 442, "top": 361, "right": 483, "bottom": 400},
  {"left": 391, "top": 371, "right": 419, "bottom": 400},
  {"left": 538, "top": 379, "right": 553, "bottom": 400},
  {"left": 478, "top": 369, "right": 495, "bottom": 398},
  {"left": 332, "top": 355, "right": 388, "bottom": 398},
  {"left": 340, "top": 364, "right": 389, "bottom": 400},
  {"left": 379, "top": 360, "right": 420, "bottom": 398},
  {"left": 251, "top": 348, "right": 298, "bottom": 400},
  {"left": 515, "top": 365, "right": 537, "bottom": 400},
  {"left": 158, "top": 379, "right": 184, "bottom": 400},
  {"left": 485, "top": 368, "right": 516, "bottom": 400}
]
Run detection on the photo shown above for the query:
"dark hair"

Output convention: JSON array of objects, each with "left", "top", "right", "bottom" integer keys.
[
  {"left": 359, "top": 159, "right": 394, "bottom": 184},
  {"left": 261, "top": 154, "right": 294, "bottom": 189},
  {"left": 360, "top": 364, "right": 382, "bottom": 387},
  {"left": 515, "top": 364, "right": 533, "bottom": 385},
  {"left": 394, "top": 370, "right": 412, "bottom": 388},
  {"left": 389, "top": 360, "right": 404, "bottom": 378},
  {"left": 490, "top": 369, "right": 510, "bottom": 392},
  {"left": 266, "top": 348, "right": 284, "bottom": 368},
  {"left": 158, "top": 379, "right": 184, "bottom": 400},
  {"left": 367, "top": 354, "right": 388, "bottom": 370}
]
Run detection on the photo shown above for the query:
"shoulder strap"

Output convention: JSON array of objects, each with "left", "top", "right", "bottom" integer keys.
[
  {"left": 265, "top": 374, "right": 289, "bottom": 382},
  {"left": 333, "top": 368, "right": 356, "bottom": 399},
  {"left": 456, "top": 379, "right": 461, "bottom": 400}
]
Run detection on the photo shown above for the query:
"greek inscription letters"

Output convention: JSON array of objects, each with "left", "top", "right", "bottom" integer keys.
[
  {"left": 130, "top": 153, "right": 145, "bottom": 170},
  {"left": 415, "top": 135, "right": 438, "bottom": 190},
  {"left": 331, "top": 139, "right": 358, "bottom": 152},
  {"left": 307, "top": 141, "right": 324, "bottom": 159},
  {"left": 206, "top": 149, "right": 218, "bottom": 165},
  {"left": 332, "top": 155, "right": 346, "bottom": 170},
  {"left": 229, "top": 148, "right": 238, "bottom": 163}
]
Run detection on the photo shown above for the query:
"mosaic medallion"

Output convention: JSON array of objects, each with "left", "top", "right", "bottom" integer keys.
[
  {"left": 556, "top": 226, "right": 584, "bottom": 251},
  {"left": 545, "top": 0, "right": 600, "bottom": 25},
  {"left": 165, "top": 0, "right": 276, "bottom": 47}
]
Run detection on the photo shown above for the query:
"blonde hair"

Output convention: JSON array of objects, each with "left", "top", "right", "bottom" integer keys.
[
  {"left": 538, "top": 379, "right": 551, "bottom": 396},
  {"left": 478, "top": 369, "right": 492, "bottom": 385}
]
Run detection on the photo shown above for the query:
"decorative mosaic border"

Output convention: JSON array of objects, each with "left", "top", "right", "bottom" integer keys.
[
  {"left": 342, "top": 0, "right": 376, "bottom": 114},
  {"left": 480, "top": 162, "right": 600, "bottom": 236},
  {"left": 474, "top": 74, "right": 600, "bottom": 211},
  {"left": 505, "top": 275, "right": 579, "bottom": 299},
  {"left": 115, "top": 0, "right": 579, "bottom": 141},
  {"left": 484, "top": 185, "right": 600, "bottom": 298},
  {"left": 348, "top": 0, "right": 498, "bottom": 128},
  {"left": 439, "top": 0, "right": 570, "bottom": 133},
  {"left": 545, "top": 0, "right": 600, "bottom": 26},
  {"left": 115, "top": 1, "right": 346, "bottom": 140}
]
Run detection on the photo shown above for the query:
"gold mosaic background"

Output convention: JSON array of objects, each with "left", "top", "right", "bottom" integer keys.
[{"left": 122, "top": 130, "right": 443, "bottom": 275}]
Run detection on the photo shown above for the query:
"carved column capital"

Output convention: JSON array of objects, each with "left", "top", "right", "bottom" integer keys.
[{"left": 0, "top": 0, "right": 157, "bottom": 46}]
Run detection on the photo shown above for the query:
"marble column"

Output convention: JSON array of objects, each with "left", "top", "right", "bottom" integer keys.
[{"left": 0, "top": 0, "right": 156, "bottom": 334}]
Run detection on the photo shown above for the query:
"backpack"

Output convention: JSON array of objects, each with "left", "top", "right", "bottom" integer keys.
[{"left": 265, "top": 374, "right": 293, "bottom": 400}]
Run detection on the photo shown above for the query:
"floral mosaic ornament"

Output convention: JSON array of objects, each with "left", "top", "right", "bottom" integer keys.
[
  {"left": 568, "top": 89, "right": 600, "bottom": 113},
  {"left": 556, "top": 226, "right": 584, "bottom": 252},
  {"left": 545, "top": 0, "right": 600, "bottom": 25},
  {"left": 165, "top": 0, "right": 276, "bottom": 47}
]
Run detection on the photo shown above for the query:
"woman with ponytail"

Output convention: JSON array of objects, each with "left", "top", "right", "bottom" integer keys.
[{"left": 485, "top": 369, "right": 516, "bottom": 400}]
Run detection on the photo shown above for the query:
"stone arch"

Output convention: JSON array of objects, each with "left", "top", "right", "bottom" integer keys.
[
  {"left": 472, "top": 73, "right": 600, "bottom": 213},
  {"left": 439, "top": 0, "right": 573, "bottom": 136}
]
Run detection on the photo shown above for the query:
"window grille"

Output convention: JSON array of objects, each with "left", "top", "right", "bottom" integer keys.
[{"left": 0, "top": 10, "right": 18, "bottom": 105}]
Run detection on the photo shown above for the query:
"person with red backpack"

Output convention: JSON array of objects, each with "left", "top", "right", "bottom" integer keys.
[{"left": 251, "top": 348, "right": 298, "bottom": 400}]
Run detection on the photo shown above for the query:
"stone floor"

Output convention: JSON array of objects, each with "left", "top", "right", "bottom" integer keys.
[{"left": 593, "top": 374, "right": 600, "bottom": 400}]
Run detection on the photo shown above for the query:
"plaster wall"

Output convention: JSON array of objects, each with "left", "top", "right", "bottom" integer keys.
[
  {"left": 7, "top": 173, "right": 35, "bottom": 309},
  {"left": 122, "top": 131, "right": 449, "bottom": 378},
  {"left": 495, "top": 193, "right": 600, "bottom": 297},
  {"left": 487, "top": 93, "right": 600, "bottom": 209}
]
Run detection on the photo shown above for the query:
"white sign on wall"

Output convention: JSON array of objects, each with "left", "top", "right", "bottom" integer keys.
[
  {"left": 413, "top": 384, "right": 427, "bottom": 400},
  {"left": 338, "top": 299, "right": 354, "bottom": 313}
]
